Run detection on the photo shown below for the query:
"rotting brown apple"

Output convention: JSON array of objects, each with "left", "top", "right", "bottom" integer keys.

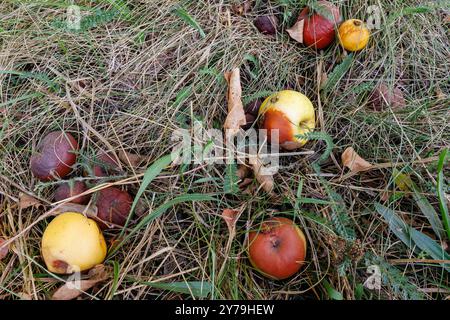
[
  {"left": 248, "top": 217, "right": 307, "bottom": 280},
  {"left": 54, "top": 181, "right": 90, "bottom": 205},
  {"left": 254, "top": 15, "right": 278, "bottom": 35},
  {"left": 95, "top": 187, "right": 132, "bottom": 228},
  {"left": 89, "top": 151, "right": 121, "bottom": 179},
  {"left": 30, "top": 131, "right": 78, "bottom": 181}
]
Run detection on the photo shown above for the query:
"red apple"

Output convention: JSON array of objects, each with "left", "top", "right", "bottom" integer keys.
[
  {"left": 30, "top": 131, "right": 78, "bottom": 181},
  {"left": 95, "top": 187, "right": 132, "bottom": 228},
  {"left": 296, "top": 1, "right": 341, "bottom": 50},
  {"left": 54, "top": 181, "right": 90, "bottom": 205},
  {"left": 248, "top": 217, "right": 307, "bottom": 280}
]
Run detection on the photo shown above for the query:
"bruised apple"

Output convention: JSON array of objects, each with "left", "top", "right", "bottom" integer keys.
[
  {"left": 248, "top": 217, "right": 307, "bottom": 280},
  {"left": 96, "top": 187, "right": 132, "bottom": 228},
  {"left": 30, "top": 131, "right": 78, "bottom": 181},
  {"left": 90, "top": 151, "right": 120, "bottom": 178},
  {"left": 54, "top": 181, "right": 90, "bottom": 205},
  {"left": 338, "top": 19, "right": 370, "bottom": 52},
  {"left": 259, "top": 90, "right": 315, "bottom": 150},
  {"left": 41, "top": 212, "right": 107, "bottom": 274}
]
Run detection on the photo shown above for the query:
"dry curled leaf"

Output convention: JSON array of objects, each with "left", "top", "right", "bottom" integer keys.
[
  {"left": 369, "top": 83, "right": 406, "bottom": 111},
  {"left": 224, "top": 68, "right": 246, "bottom": 136},
  {"left": 51, "top": 264, "right": 109, "bottom": 300},
  {"left": 19, "top": 193, "right": 43, "bottom": 210},
  {"left": 231, "top": 1, "right": 253, "bottom": 16},
  {"left": 236, "top": 164, "right": 251, "bottom": 180},
  {"left": 0, "top": 238, "right": 9, "bottom": 260},
  {"left": 118, "top": 150, "right": 145, "bottom": 168},
  {"left": 286, "top": 19, "right": 305, "bottom": 43},
  {"left": 251, "top": 157, "right": 275, "bottom": 193},
  {"left": 341, "top": 147, "right": 373, "bottom": 173},
  {"left": 222, "top": 209, "right": 241, "bottom": 234}
]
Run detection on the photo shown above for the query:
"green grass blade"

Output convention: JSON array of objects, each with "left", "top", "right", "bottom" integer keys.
[
  {"left": 119, "top": 153, "right": 176, "bottom": 237},
  {"left": 437, "top": 149, "right": 450, "bottom": 240},
  {"left": 375, "top": 203, "right": 413, "bottom": 248},
  {"left": 0, "top": 93, "right": 42, "bottom": 109},
  {"left": 409, "top": 229, "right": 450, "bottom": 272},
  {"left": 172, "top": 6, "right": 205, "bottom": 38},
  {"left": 110, "top": 194, "right": 215, "bottom": 256},
  {"left": 137, "top": 280, "right": 212, "bottom": 298},
  {"left": 393, "top": 169, "right": 444, "bottom": 238}
]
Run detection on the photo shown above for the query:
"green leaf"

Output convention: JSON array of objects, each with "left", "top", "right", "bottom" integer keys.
[
  {"left": 409, "top": 228, "right": 450, "bottom": 272},
  {"left": 375, "top": 203, "right": 413, "bottom": 248},
  {"left": 321, "top": 54, "right": 354, "bottom": 95},
  {"left": 322, "top": 279, "right": 343, "bottom": 300},
  {"left": 0, "top": 92, "right": 43, "bottom": 109},
  {"left": 110, "top": 194, "right": 215, "bottom": 256},
  {"left": 119, "top": 153, "right": 175, "bottom": 237},
  {"left": 437, "top": 149, "right": 450, "bottom": 240},
  {"left": 223, "top": 163, "right": 239, "bottom": 194},
  {"left": 393, "top": 168, "right": 444, "bottom": 238},
  {"left": 172, "top": 6, "right": 205, "bottom": 38},
  {"left": 171, "top": 86, "right": 192, "bottom": 109},
  {"left": 375, "top": 203, "right": 450, "bottom": 273},
  {"left": 138, "top": 281, "right": 212, "bottom": 298}
]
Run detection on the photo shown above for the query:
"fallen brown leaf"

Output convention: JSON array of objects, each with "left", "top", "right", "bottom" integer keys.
[
  {"left": 251, "top": 156, "right": 274, "bottom": 193},
  {"left": 224, "top": 68, "right": 246, "bottom": 137},
  {"left": 51, "top": 264, "right": 109, "bottom": 300},
  {"left": 18, "top": 193, "right": 42, "bottom": 210},
  {"left": 286, "top": 19, "right": 305, "bottom": 43},
  {"left": 236, "top": 164, "right": 251, "bottom": 180},
  {"left": 118, "top": 150, "right": 145, "bottom": 168},
  {"left": 231, "top": 1, "right": 253, "bottom": 16},
  {"left": 341, "top": 147, "right": 374, "bottom": 173},
  {"left": 0, "top": 238, "right": 9, "bottom": 260},
  {"left": 222, "top": 208, "right": 241, "bottom": 235}
]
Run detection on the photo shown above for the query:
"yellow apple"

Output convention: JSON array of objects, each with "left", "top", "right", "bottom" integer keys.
[
  {"left": 338, "top": 19, "right": 370, "bottom": 52},
  {"left": 259, "top": 90, "right": 316, "bottom": 150},
  {"left": 41, "top": 212, "right": 107, "bottom": 274}
]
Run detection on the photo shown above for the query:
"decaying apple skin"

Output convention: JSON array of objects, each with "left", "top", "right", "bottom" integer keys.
[
  {"left": 254, "top": 15, "right": 278, "bottom": 35},
  {"left": 96, "top": 187, "right": 132, "bottom": 228},
  {"left": 30, "top": 131, "right": 78, "bottom": 181},
  {"left": 248, "top": 217, "right": 307, "bottom": 280},
  {"left": 369, "top": 83, "right": 406, "bottom": 111},
  {"left": 302, "top": 1, "right": 341, "bottom": 49},
  {"left": 90, "top": 151, "right": 121, "bottom": 178},
  {"left": 54, "top": 181, "right": 90, "bottom": 205}
]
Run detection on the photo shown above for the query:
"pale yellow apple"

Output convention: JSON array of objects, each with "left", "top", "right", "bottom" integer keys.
[
  {"left": 259, "top": 90, "right": 316, "bottom": 150},
  {"left": 41, "top": 212, "right": 107, "bottom": 274}
]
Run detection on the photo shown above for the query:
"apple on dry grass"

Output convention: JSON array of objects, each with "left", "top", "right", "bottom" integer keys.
[
  {"left": 338, "top": 19, "right": 370, "bottom": 52},
  {"left": 89, "top": 151, "right": 121, "bottom": 179},
  {"left": 30, "top": 131, "right": 78, "bottom": 181},
  {"left": 96, "top": 187, "right": 132, "bottom": 228},
  {"left": 41, "top": 212, "right": 107, "bottom": 274},
  {"left": 248, "top": 217, "right": 307, "bottom": 280},
  {"left": 54, "top": 181, "right": 90, "bottom": 205},
  {"left": 259, "top": 90, "right": 316, "bottom": 150}
]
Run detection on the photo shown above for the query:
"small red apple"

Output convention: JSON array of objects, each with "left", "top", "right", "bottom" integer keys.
[
  {"left": 54, "top": 181, "right": 90, "bottom": 205},
  {"left": 95, "top": 187, "right": 132, "bottom": 228},
  {"left": 291, "top": 1, "right": 341, "bottom": 50},
  {"left": 88, "top": 151, "right": 121, "bottom": 179},
  {"left": 248, "top": 217, "right": 307, "bottom": 280},
  {"left": 30, "top": 131, "right": 78, "bottom": 181}
]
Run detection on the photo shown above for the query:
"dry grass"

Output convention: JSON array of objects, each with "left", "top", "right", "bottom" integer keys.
[{"left": 0, "top": 0, "right": 449, "bottom": 300}]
